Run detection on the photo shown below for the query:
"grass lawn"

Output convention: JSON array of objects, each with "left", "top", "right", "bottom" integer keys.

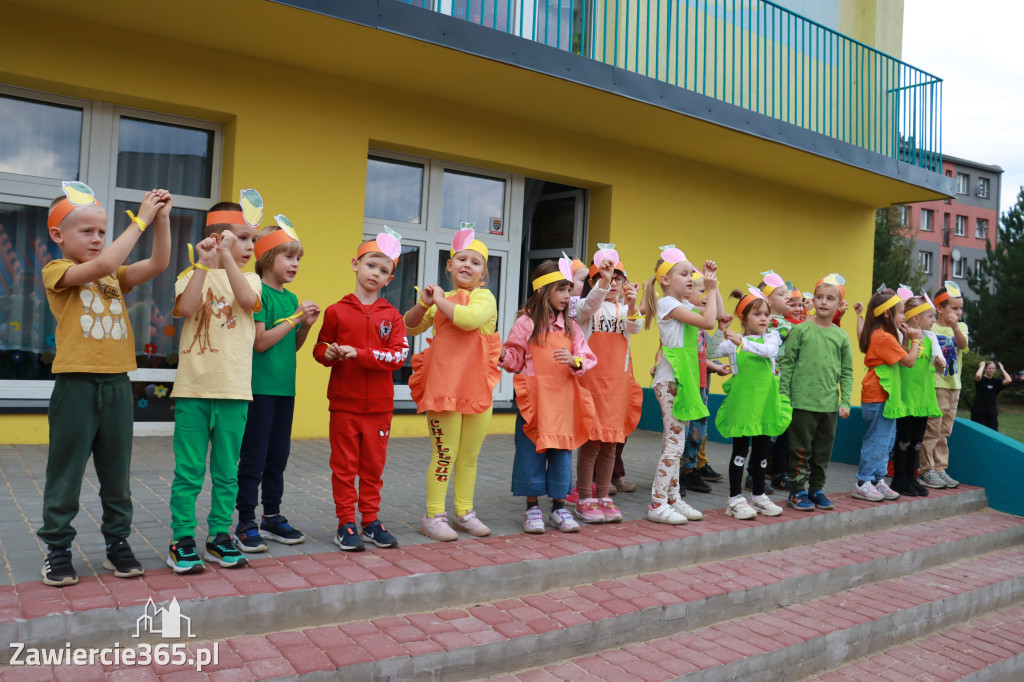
[{"left": 958, "top": 399, "right": 1024, "bottom": 444}]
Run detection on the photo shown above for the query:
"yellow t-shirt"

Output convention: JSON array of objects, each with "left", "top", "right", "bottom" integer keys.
[
  {"left": 171, "top": 270, "right": 262, "bottom": 400},
  {"left": 43, "top": 259, "right": 136, "bottom": 374},
  {"left": 406, "top": 288, "right": 497, "bottom": 337}
]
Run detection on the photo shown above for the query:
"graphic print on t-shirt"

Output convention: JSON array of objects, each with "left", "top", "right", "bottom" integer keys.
[
  {"left": 936, "top": 334, "right": 958, "bottom": 376},
  {"left": 183, "top": 289, "right": 236, "bottom": 355},
  {"left": 77, "top": 276, "right": 128, "bottom": 341}
]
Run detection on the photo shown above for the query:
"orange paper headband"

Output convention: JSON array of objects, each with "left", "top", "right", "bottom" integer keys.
[
  {"left": 737, "top": 294, "right": 761, "bottom": 317},
  {"left": 47, "top": 197, "right": 102, "bottom": 229},
  {"left": 589, "top": 261, "right": 625, "bottom": 278},
  {"left": 355, "top": 239, "right": 401, "bottom": 265},
  {"left": 206, "top": 210, "right": 248, "bottom": 228},
  {"left": 254, "top": 229, "right": 298, "bottom": 259}
]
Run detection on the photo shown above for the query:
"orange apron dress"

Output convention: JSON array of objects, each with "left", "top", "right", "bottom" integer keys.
[
  {"left": 409, "top": 289, "right": 501, "bottom": 414},
  {"left": 513, "top": 328, "right": 596, "bottom": 452},
  {"left": 578, "top": 309, "right": 643, "bottom": 443}
]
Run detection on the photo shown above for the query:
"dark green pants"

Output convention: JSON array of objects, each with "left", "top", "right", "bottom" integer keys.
[
  {"left": 787, "top": 409, "right": 838, "bottom": 493},
  {"left": 38, "top": 373, "right": 134, "bottom": 548}
]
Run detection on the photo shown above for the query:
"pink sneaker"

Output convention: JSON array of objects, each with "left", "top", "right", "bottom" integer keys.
[
  {"left": 599, "top": 497, "right": 623, "bottom": 522},
  {"left": 575, "top": 498, "right": 605, "bottom": 524},
  {"left": 565, "top": 486, "right": 580, "bottom": 506},
  {"left": 452, "top": 510, "right": 491, "bottom": 537},
  {"left": 418, "top": 513, "right": 457, "bottom": 542}
]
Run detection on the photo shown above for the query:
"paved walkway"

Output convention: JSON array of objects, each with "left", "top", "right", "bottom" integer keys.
[{"left": 0, "top": 430, "right": 863, "bottom": 586}]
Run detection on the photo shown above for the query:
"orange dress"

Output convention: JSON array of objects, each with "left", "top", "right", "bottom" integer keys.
[
  {"left": 578, "top": 318, "right": 643, "bottom": 443},
  {"left": 409, "top": 289, "right": 501, "bottom": 414}
]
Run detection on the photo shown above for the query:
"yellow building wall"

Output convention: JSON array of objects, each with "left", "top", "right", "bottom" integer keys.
[{"left": 1, "top": 3, "right": 875, "bottom": 443}]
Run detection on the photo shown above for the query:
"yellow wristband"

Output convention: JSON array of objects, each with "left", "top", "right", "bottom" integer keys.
[
  {"left": 194, "top": 262, "right": 209, "bottom": 272},
  {"left": 418, "top": 299, "right": 430, "bottom": 309},
  {"left": 574, "top": 356, "right": 584, "bottom": 368},
  {"left": 125, "top": 210, "right": 148, "bottom": 232},
  {"left": 627, "top": 313, "right": 642, "bottom": 320}
]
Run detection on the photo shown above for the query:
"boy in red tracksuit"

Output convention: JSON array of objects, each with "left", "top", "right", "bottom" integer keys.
[{"left": 313, "top": 229, "right": 407, "bottom": 551}]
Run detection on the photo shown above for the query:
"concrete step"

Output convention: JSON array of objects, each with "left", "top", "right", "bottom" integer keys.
[
  {"left": 0, "top": 486, "right": 992, "bottom": 658},
  {"left": 803, "top": 601, "right": 1024, "bottom": 682}
]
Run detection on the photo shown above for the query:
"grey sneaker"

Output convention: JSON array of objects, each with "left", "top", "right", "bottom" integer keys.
[
  {"left": 936, "top": 470, "right": 960, "bottom": 488},
  {"left": 918, "top": 470, "right": 947, "bottom": 489}
]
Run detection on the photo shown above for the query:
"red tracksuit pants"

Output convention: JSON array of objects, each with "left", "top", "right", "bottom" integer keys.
[{"left": 329, "top": 410, "right": 392, "bottom": 526}]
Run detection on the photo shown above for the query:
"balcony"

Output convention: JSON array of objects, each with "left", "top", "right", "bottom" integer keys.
[{"left": 397, "top": 0, "right": 942, "bottom": 172}]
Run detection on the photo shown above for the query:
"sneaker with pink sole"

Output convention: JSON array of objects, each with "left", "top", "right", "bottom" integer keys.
[
  {"left": 418, "top": 512, "right": 458, "bottom": 542},
  {"left": 599, "top": 497, "right": 623, "bottom": 522},
  {"left": 575, "top": 498, "right": 605, "bottom": 523},
  {"left": 452, "top": 510, "right": 491, "bottom": 537}
]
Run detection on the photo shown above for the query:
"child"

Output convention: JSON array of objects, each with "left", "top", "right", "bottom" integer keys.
[
  {"left": 167, "top": 195, "right": 264, "bottom": 573},
  {"left": 640, "top": 246, "right": 717, "bottom": 525},
  {"left": 779, "top": 274, "right": 854, "bottom": 512},
  {"left": 313, "top": 228, "right": 408, "bottom": 551},
  {"left": 233, "top": 218, "right": 320, "bottom": 552},
  {"left": 574, "top": 246, "right": 643, "bottom": 523},
  {"left": 890, "top": 294, "right": 946, "bottom": 497},
  {"left": 854, "top": 287, "right": 919, "bottom": 503},
  {"left": 919, "top": 281, "right": 968, "bottom": 489},
  {"left": 499, "top": 258, "right": 598, "bottom": 533},
  {"left": 785, "top": 282, "right": 805, "bottom": 324},
  {"left": 711, "top": 289, "right": 789, "bottom": 520},
  {"left": 38, "top": 182, "right": 171, "bottom": 586},
  {"left": 405, "top": 224, "right": 501, "bottom": 541},
  {"left": 751, "top": 270, "right": 792, "bottom": 494}
]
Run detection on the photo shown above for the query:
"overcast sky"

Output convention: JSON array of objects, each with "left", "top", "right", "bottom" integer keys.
[{"left": 902, "top": 0, "right": 1024, "bottom": 218}]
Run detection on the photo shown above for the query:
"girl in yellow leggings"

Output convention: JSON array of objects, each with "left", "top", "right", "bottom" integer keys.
[{"left": 404, "top": 224, "right": 501, "bottom": 541}]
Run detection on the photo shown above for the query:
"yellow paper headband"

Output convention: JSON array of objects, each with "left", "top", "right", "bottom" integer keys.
[
  {"left": 873, "top": 284, "right": 913, "bottom": 317},
  {"left": 904, "top": 301, "right": 933, "bottom": 320},
  {"left": 532, "top": 271, "right": 568, "bottom": 291},
  {"left": 656, "top": 245, "right": 687, "bottom": 280},
  {"left": 760, "top": 270, "right": 786, "bottom": 297},
  {"left": 450, "top": 223, "right": 488, "bottom": 260}
]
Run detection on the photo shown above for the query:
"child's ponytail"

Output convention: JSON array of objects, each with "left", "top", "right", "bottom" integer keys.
[
  {"left": 858, "top": 289, "right": 899, "bottom": 353},
  {"left": 642, "top": 269, "right": 661, "bottom": 330}
]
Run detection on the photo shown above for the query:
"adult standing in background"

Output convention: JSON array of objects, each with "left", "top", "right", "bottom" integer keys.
[{"left": 971, "top": 361, "right": 1012, "bottom": 431}]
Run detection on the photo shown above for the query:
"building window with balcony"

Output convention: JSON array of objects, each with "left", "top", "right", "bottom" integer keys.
[
  {"left": 920, "top": 251, "right": 932, "bottom": 274},
  {"left": 920, "top": 209, "right": 933, "bottom": 231},
  {"left": 976, "top": 218, "right": 989, "bottom": 240},
  {"left": 977, "top": 177, "right": 990, "bottom": 198},
  {"left": 956, "top": 173, "right": 969, "bottom": 194},
  {"left": 952, "top": 257, "right": 967, "bottom": 279},
  {"left": 955, "top": 215, "right": 967, "bottom": 236}
]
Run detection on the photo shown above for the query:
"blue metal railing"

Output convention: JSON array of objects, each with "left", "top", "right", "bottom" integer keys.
[{"left": 395, "top": 0, "right": 942, "bottom": 171}]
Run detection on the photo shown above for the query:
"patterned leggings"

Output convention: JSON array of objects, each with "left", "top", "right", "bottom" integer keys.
[{"left": 652, "top": 381, "right": 688, "bottom": 504}]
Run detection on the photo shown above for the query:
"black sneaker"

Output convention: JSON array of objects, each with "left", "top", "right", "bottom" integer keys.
[
  {"left": 167, "top": 537, "right": 205, "bottom": 574},
  {"left": 103, "top": 539, "right": 144, "bottom": 578},
  {"left": 682, "top": 470, "right": 712, "bottom": 493},
  {"left": 362, "top": 520, "right": 399, "bottom": 548},
  {"left": 772, "top": 475, "right": 792, "bottom": 491},
  {"left": 205, "top": 532, "right": 249, "bottom": 568},
  {"left": 260, "top": 515, "right": 304, "bottom": 545},
  {"left": 41, "top": 547, "right": 78, "bottom": 587},
  {"left": 334, "top": 522, "right": 366, "bottom": 552},
  {"left": 696, "top": 464, "right": 723, "bottom": 482},
  {"left": 233, "top": 521, "right": 268, "bottom": 552}
]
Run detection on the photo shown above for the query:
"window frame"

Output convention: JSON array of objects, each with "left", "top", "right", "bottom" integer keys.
[
  {"left": 919, "top": 208, "right": 933, "bottom": 231},
  {"left": 976, "top": 218, "right": 989, "bottom": 240},
  {"left": 977, "top": 177, "right": 990, "bottom": 199},
  {"left": 920, "top": 251, "right": 932, "bottom": 275},
  {"left": 952, "top": 257, "right": 966, "bottom": 279},
  {"left": 956, "top": 172, "right": 969, "bottom": 194},
  {"left": 954, "top": 215, "right": 967, "bottom": 237}
]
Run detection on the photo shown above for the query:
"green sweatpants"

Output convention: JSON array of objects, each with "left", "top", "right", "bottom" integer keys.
[
  {"left": 170, "top": 398, "right": 249, "bottom": 540},
  {"left": 38, "top": 373, "right": 134, "bottom": 548},
  {"left": 787, "top": 408, "right": 838, "bottom": 493}
]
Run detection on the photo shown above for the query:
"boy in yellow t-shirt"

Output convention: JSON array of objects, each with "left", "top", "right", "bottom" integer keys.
[
  {"left": 39, "top": 182, "right": 171, "bottom": 587},
  {"left": 167, "top": 200, "right": 262, "bottom": 573}
]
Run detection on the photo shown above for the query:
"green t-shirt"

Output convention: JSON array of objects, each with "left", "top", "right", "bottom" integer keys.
[
  {"left": 252, "top": 283, "right": 299, "bottom": 396},
  {"left": 778, "top": 322, "right": 854, "bottom": 412}
]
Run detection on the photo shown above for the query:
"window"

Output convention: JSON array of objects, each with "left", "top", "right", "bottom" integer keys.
[
  {"left": 955, "top": 215, "right": 967, "bottom": 236},
  {"left": 977, "top": 177, "right": 990, "bottom": 198},
  {"left": 952, "top": 257, "right": 966, "bottom": 279},
  {"left": 0, "top": 85, "right": 222, "bottom": 423},
  {"left": 920, "top": 251, "right": 932, "bottom": 274},
  {"left": 920, "top": 209, "right": 933, "bottom": 231},
  {"left": 956, "top": 173, "right": 969, "bottom": 194},
  {"left": 976, "top": 218, "right": 989, "bottom": 240}
]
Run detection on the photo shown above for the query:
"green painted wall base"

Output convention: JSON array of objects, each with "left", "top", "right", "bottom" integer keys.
[{"left": 638, "top": 388, "right": 1024, "bottom": 517}]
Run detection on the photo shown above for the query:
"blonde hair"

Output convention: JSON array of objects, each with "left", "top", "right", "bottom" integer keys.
[
  {"left": 642, "top": 258, "right": 691, "bottom": 330},
  {"left": 254, "top": 225, "right": 304, "bottom": 276}
]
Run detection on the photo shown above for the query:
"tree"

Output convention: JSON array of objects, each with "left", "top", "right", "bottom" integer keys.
[
  {"left": 966, "top": 186, "right": 1024, "bottom": 373},
  {"left": 872, "top": 207, "right": 928, "bottom": 291}
]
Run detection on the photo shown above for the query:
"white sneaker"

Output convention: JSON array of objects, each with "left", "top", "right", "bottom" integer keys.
[
  {"left": 547, "top": 508, "right": 580, "bottom": 533},
  {"left": 752, "top": 494, "right": 783, "bottom": 517},
  {"left": 647, "top": 503, "right": 688, "bottom": 525},
  {"left": 669, "top": 498, "right": 704, "bottom": 521},
  {"left": 873, "top": 479, "right": 900, "bottom": 500},
  {"left": 726, "top": 496, "right": 757, "bottom": 520},
  {"left": 852, "top": 481, "right": 884, "bottom": 502},
  {"left": 918, "top": 470, "right": 947, "bottom": 489},
  {"left": 523, "top": 507, "right": 546, "bottom": 534},
  {"left": 937, "top": 470, "right": 960, "bottom": 488}
]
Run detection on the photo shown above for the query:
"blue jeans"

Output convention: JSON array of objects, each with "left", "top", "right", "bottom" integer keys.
[
  {"left": 682, "top": 386, "right": 709, "bottom": 469},
  {"left": 858, "top": 402, "right": 896, "bottom": 483},
  {"left": 236, "top": 394, "right": 295, "bottom": 523},
  {"left": 511, "top": 413, "right": 572, "bottom": 499}
]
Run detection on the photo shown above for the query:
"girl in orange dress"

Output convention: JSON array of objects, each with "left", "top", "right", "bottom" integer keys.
[
  {"left": 404, "top": 225, "right": 501, "bottom": 542},
  {"left": 499, "top": 258, "right": 598, "bottom": 534}
]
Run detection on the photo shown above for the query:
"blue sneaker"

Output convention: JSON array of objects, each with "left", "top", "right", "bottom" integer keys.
[
  {"left": 260, "top": 515, "right": 304, "bottom": 545},
  {"left": 233, "top": 521, "right": 268, "bottom": 553},
  {"left": 786, "top": 491, "right": 815, "bottom": 511},
  {"left": 362, "top": 520, "right": 399, "bottom": 548},
  {"left": 334, "top": 522, "right": 366, "bottom": 552},
  {"left": 807, "top": 489, "right": 835, "bottom": 510}
]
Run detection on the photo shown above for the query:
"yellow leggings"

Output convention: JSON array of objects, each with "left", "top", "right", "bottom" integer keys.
[{"left": 425, "top": 408, "right": 492, "bottom": 516}]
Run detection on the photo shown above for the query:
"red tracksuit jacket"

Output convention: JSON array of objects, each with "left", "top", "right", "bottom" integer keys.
[{"left": 313, "top": 294, "right": 408, "bottom": 413}]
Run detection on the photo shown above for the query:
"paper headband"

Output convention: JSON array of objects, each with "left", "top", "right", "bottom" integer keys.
[
  {"left": 655, "top": 245, "right": 687, "bottom": 280},
  {"left": 760, "top": 270, "right": 786, "bottom": 296},
  {"left": 692, "top": 271, "right": 704, "bottom": 281},
  {"left": 589, "top": 261, "right": 626, "bottom": 278},
  {"left": 48, "top": 181, "right": 101, "bottom": 229},
  {"left": 904, "top": 292, "right": 936, "bottom": 320},
  {"left": 254, "top": 215, "right": 301, "bottom": 259},
  {"left": 532, "top": 253, "right": 574, "bottom": 291},
  {"left": 933, "top": 281, "right": 962, "bottom": 306},
  {"left": 356, "top": 225, "right": 402, "bottom": 265},
  {"left": 571, "top": 259, "right": 587, "bottom": 274},
  {"left": 450, "top": 223, "right": 489, "bottom": 260},
  {"left": 206, "top": 188, "right": 265, "bottom": 229},
  {"left": 815, "top": 272, "right": 847, "bottom": 298},
  {"left": 873, "top": 283, "right": 914, "bottom": 317},
  {"left": 737, "top": 286, "right": 768, "bottom": 317}
]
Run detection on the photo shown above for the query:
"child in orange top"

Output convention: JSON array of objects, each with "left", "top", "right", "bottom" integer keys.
[{"left": 404, "top": 224, "right": 501, "bottom": 541}]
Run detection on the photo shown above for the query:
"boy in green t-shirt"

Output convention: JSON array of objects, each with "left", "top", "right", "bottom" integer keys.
[
  {"left": 779, "top": 274, "right": 854, "bottom": 512},
  {"left": 233, "top": 221, "right": 320, "bottom": 552}
]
